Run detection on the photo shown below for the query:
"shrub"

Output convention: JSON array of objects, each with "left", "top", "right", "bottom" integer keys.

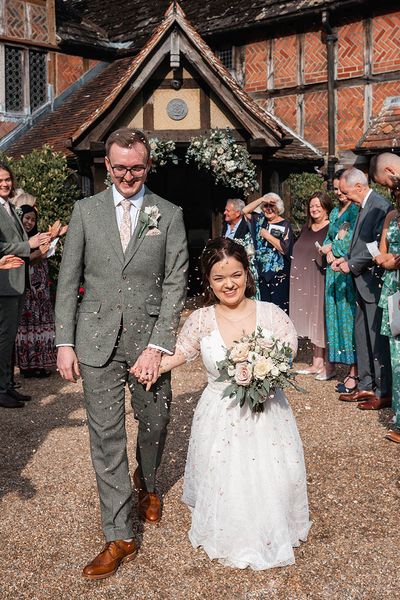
[{"left": 1, "top": 146, "right": 80, "bottom": 291}]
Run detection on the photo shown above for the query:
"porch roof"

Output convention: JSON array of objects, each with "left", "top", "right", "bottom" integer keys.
[{"left": 356, "top": 97, "right": 400, "bottom": 154}]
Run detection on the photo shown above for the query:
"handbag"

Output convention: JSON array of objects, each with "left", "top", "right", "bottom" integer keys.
[{"left": 387, "top": 270, "right": 400, "bottom": 337}]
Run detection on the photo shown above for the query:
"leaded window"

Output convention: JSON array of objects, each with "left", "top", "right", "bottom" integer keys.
[
  {"left": 4, "top": 45, "right": 47, "bottom": 114},
  {"left": 29, "top": 50, "right": 47, "bottom": 111},
  {"left": 5, "top": 46, "right": 24, "bottom": 112},
  {"left": 216, "top": 48, "right": 233, "bottom": 71}
]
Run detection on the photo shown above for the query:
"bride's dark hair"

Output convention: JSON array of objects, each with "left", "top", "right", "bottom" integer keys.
[{"left": 201, "top": 237, "right": 256, "bottom": 306}]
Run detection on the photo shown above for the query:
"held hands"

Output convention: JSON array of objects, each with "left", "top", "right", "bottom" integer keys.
[
  {"left": 331, "top": 257, "right": 345, "bottom": 272},
  {"left": 326, "top": 251, "right": 335, "bottom": 264},
  {"left": 57, "top": 346, "right": 81, "bottom": 383},
  {"left": 130, "top": 347, "right": 162, "bottom": 391},
  {"left": 374, "top": 252, "right": 399, "bottom": 270}
]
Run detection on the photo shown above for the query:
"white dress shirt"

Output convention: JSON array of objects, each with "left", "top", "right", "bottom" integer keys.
[{"left": 112, "top": 184, "right": 145, "bottom": 234}]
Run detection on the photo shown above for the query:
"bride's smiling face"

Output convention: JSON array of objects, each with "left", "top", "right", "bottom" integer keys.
[{"left": 209, "top": 256, "right": 247, "bottom": 306}]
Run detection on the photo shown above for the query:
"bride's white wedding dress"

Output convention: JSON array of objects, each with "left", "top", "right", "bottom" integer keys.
[{"left": 176, "top": 300, "right": 311, "bottom": 570}]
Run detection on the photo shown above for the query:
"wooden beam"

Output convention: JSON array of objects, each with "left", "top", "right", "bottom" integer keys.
[
  {"left": 143, "top": 92, "right": 154, "bottom": 130},
  {"left": 199, "top": 85, "right": 210, "bottom": 129},
  {"left": 250, "top": 69, "right": 400, "bottom": 100}
]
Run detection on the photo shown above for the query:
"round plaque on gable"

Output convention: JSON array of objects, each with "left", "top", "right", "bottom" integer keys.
[{"left": 167, "top": 98, "right": 188, "bottom": 121}]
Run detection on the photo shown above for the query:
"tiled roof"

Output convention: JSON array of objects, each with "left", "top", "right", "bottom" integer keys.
[
  {"left": 356, "top": 97, "right": 400, "bottom": 153},
  {"left": 58, "top": 0, "right": 358, "bottom": 48},
  {"left": 7, "top": 3, "right": 322, "bottom": 163}
]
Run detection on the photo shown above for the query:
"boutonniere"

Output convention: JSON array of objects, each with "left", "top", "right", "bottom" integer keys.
[
  {"left": 138, "top": 205, "right": 161, "bottom": 238},
  {"left": 15, "top": 206, "right": 23, "bottom": 218}
]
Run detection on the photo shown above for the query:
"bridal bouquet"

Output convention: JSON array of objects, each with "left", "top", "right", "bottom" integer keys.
[{"left": 216, "top": 327, "right": 300, "bottom": 413}]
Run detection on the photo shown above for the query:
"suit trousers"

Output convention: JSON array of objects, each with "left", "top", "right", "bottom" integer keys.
[
  {"left": 355, "top": 291, "right": 391, "bottom": 397},
  {"left": 0, "top": 295, "right": 25, "bottom": 394},
  {"left": 80, "top": 326, "right": 171, "bottom": 542}
]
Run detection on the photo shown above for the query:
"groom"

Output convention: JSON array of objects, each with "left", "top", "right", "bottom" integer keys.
[{"left": 55, "top": 128, "right": 188, "bottom": 579}]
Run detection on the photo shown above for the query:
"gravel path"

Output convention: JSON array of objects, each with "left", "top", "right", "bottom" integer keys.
[{"left": 0, "top": 345, "right": 398, "bottom": 600}]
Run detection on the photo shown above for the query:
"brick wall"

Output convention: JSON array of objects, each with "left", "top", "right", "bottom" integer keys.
[
  {"left": 0, "top": 122, "right": 18, "bottom": 138},
  {"left": 244, "top": 41, "right": 267, "bottom": 92},
  {"left": 304, "top": 31, "right": 327, "bottom": 84},
  {"left": 372, "top": 12, "right": 400, "bottom": 74},
  {"left": 274, "top": 35, "right": 297, "bottom": 88},
  {"left": 337, "top": 21, "right": 364, "bottom": 79},
  {"left": 56, "top": 54, "right": 99, "bottom": 96},
  {"left": 273, "top": 95, "right": 297, "bottom": 131},
  {"left": 304, "top": 91, "right": 328, "bottom": 150},
  {"left": 337, "top": 86, "right": 364, "bottom": 149},
  {"left": 372, "top": 81, "right": 400, "bottom": 115}
]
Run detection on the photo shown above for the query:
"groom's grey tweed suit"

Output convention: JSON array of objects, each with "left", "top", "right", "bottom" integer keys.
[{"left": 55, "top": 185, "right": 188, "bottom": 541}]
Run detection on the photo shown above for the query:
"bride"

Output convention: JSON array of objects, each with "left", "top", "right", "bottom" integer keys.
[{"left": 135, "top": 237, "right": 310, "bottom": 570}]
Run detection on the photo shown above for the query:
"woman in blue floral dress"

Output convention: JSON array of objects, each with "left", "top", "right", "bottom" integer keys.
[
  {"left": 243, "top": 193, "right": 293, "bottom": 312},
  {"left": 319, "top": 172, "right": 359, "bottom": 392},
  {"left": 375, "top": 209, "right": 400, "bottom": 443}
]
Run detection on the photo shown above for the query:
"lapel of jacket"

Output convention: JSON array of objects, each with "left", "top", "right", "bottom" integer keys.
[
  {"left": 98, "top": 187, "right": 124, "bottom": 265},
  {"left": 350, "top": 194, "right": 372, "bottom": 251},
  {"left": 0, "top": 202, "right": 26, "bottom": 239},
  {"left": 123, "top": 187, "right": 156, "bottom": 266}
]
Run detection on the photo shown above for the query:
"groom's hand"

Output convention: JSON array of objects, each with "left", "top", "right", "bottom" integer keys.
[
  {"left": 130, "top": 347, "right": 162, "bottom": 391},
  {"left": 57, "top": 346, "right": 81, "bottom": 382}
]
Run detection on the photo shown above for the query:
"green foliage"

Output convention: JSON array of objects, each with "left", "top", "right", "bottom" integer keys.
[
  {"left": 10, "top": 146, "right": 80, "bottom": 230},
  {"left": 371, "top": 182, "right": 393, "bottom": 203},
  {"left": 285, "top": 172, "right": 326, "bottom": 231},
  {"left": 0, "top": 146, "right": 80, "bottom": 290}
]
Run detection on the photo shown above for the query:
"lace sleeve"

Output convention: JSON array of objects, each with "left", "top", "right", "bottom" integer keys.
[
  {"left": 175, "top": 308, "right": 202, "bottom": 362},
  {"left": 259, "top": 301, "right": 298, "bottom": 357}
]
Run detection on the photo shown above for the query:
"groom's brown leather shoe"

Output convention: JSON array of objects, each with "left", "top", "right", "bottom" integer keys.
[
  {"left": 133, "top": 467, "right": 162, "bottom": 523},
  {"left": 82, "top": 540, "right": 137, "bottom": 580},
  {"left": 357, "top": 396, "right": 391, "bottom": 410}
]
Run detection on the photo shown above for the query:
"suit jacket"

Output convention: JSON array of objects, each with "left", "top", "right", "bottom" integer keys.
[
  {"left": 0, "top": 202, "right": 30, "bottom": 295},
  {"left": 221, "top": 217, "right": 249, "bottom": 240},
  {"left": 55, "top": 186, "right": 189, "bottom": 367},
  {"left": 348, "top": 190, "right": 392, "bottom": 303}
]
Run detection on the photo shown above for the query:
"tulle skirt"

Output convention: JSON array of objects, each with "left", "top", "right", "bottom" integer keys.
[{"left": 182, "top": 383, "right": 311, "bottom": 570}]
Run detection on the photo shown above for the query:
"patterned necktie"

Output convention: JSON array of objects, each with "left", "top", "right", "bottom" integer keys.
[{"left": 119, "top": 198, "right": 132, "bottom": 252}]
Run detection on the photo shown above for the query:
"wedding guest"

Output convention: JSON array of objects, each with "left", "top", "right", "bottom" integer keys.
[
  {"left": 0, "top": 163, "right": 50, "bottom": 409},
  {"left": 319, "top": 170, "right": 359, "bottom": 392},
  {"left": 242, "top": 193, "right": 293, "bottom": 311},
  {"left": 372, "top": 152, "right": 400, "bottom": 442},
  {"left": 290, "top": 191, "right": 334, "bottom": 380},
  {"left": 147, "top": 237, "right": 310, "bottom": 570},
  {"left": 14, "top": 205, "right": 56, "bottom": 378},
  {"left": 334, "top": 167, "right": 392, "bottom": 410},
  {"left": 222, "top": 198, "right": 260, "bottom": 299}
]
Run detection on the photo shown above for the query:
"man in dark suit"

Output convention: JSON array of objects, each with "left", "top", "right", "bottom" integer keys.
[
  {"left": 222, "top": 198, "right": 248, "bottom": 240},
  {"left": 333, "top": 167, "right": 392, "bottom": 409},
  {"left": 0, "top": 163, "right": 50, "bottom": 408}
]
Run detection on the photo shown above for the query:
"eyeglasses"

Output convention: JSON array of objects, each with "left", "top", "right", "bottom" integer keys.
[{"left": 110, "top": 164, "right": 147, "bottom": 177}]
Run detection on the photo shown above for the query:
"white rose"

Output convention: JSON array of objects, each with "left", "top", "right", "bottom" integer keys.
[
  {"left": 279, "top": 362, "right": 289, "bottom": 372},
  {"left": 230, "top": 342, "right": 250, "bottom": 363},
  {"left": 253, "top": 357, "right": 271, "bottom": 380}
]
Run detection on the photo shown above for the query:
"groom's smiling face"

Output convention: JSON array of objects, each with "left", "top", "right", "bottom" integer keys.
[{"left": 105, "top": 142, "right": 151, "bottom": 198}]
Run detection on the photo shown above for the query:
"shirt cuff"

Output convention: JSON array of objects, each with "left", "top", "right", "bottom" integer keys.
[
  {"left": 56, "top": 344, "right": 75, "bottom": 347},
  {"left": 148, "top": 344, "right": 173, "bottom": 355}
]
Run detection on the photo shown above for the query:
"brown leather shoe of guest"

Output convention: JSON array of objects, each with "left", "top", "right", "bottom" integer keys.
[
  {"left": 82, "top": 540, "right": 137, "bottom": 580},
  {"left": 357, "top": 396, "right": 392, "bottom": 410},
  {"left": 385, "top": 430, "right": 400, "bottom": 443},
  {"left": 338, "top": 390, "right": 375, "bottom": 402}
]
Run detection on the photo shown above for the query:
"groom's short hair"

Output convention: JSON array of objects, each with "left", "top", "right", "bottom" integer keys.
[{"left": 105, "top": 128, "right": 151, "bottom": 161}]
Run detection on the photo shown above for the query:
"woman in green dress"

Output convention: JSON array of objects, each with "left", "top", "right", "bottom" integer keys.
[
  {"left": 375, "top": 208, "right": 400, "bottom": 443},
  {"left": 319, "top": 171, "right": 359, "bottom": 392}
]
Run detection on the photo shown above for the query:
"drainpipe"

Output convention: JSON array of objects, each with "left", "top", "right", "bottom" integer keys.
[{"left": 322, "top": 10, "right": 338, "bottom": 190}]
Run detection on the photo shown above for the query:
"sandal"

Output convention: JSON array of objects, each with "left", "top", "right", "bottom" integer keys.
[{"left": 335, "top": 375, "right": 359, "bottom": 394}]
